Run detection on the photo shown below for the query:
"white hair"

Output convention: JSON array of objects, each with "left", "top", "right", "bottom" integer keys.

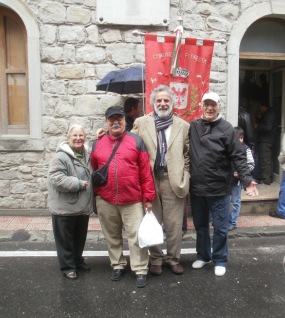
[
  {"left": 67, "top": 124, "right": 86, "bottom": 137},
  {"left": 149, "top": 85, "right": 175, "bottom": 107}
]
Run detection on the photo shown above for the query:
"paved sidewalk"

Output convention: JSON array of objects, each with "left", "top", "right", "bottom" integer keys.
[
  {"left": 0, "top": 214, "right": 285, "bottom": 232},
  {"left": 0, "top": 214, "right": 285, "bottom": 243}
]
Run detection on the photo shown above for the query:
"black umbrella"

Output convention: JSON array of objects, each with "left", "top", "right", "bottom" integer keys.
[{"left": 96, "top": 65, "right": 145, "bottom": 94}]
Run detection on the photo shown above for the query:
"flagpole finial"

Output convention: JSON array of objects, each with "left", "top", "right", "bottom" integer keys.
[{"left": 132, "top": 30, "right": 140, "bottom": 36}]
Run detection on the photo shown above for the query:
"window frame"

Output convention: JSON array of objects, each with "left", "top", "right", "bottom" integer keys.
[
  {"left": 0, "top": 0, "right": 41, "bottom": 141},
  {"left": 0, "top": 7, "right": 29, "bottom": 134}
]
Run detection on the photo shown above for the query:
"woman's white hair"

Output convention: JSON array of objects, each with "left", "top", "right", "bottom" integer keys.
[{"left": 67, "top": 124, "right": 86, "bottom": 137}]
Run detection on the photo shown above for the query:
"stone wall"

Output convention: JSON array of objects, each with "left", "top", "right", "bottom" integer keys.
[{"left": 0, "top": 0, "right": 268, "bottom": 212}]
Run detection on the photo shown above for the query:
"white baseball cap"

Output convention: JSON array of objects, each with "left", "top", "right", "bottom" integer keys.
[{"left": 201, "top": 92, "right": 220, "bottom": 103}]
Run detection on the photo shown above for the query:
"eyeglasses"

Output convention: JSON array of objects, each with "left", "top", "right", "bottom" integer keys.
[
  {"left": 203, "top": 101, "right": 218, "bottom": 107},
  {"left": 71, "top": 134, "right": 85, "bottom": 138},
  {"left": 107, "top": 115, "right": 124, "bottom": 121}
]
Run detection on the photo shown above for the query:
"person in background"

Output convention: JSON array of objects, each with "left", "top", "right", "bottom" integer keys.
[
  {"left": 123, "top": 97, "right": 142, "bottom": 131},
  {"left": 238, "top": 98, "right": 254, "bottom": 149},
  {"left": 189, "top": 92, "right": 258, "bottom": 277},
  {"left": 48, "top": 125, "right": 93, "bottom": 280},
  {"left": 228, "top": 127, "right": 255, "bottom": 231},
  {"left": 259, "top": 73, "right": 269, "bottom": 104},
  {"left": 90, "top": 106, "right": 155, "bottom": 288},
  {"left": 132, "top": 85, "right": 190, "bottom": 276},
  {"left": 254, "top": 101, "right": 277, "bottom": 185},
  {"left": 269, "top": 133, "right": 285, "bottom": 219}
]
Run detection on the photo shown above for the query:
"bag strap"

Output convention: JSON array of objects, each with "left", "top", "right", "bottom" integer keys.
[{"left": 105, "top": 136, "right": 123, "bottom": 166}]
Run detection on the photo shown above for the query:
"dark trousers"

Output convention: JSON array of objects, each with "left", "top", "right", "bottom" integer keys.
[
  {"left": 52, "top": 214, "right": 89, "bottom": 274},
  {"left": 191, "top": 193, "right": 230, "bottom": 266},
  {"left": 258, "top": 142, "right": 273, "bottom": 184}
]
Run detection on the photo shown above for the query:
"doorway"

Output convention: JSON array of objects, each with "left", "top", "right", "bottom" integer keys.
[{"left": 239, "top": 59, "right": 285, "bottom": 181}]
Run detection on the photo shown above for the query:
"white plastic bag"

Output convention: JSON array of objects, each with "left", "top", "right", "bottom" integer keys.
[{"left": 138, "top": 211, "right": 164, "bottom": 248}]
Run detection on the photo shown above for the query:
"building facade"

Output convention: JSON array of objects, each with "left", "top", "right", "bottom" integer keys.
[{"left": 0, "top": 0, "right": 285, "bottom": 213}]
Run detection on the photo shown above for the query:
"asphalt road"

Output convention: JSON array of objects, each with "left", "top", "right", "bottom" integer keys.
[{"left": 0, "top": 236, "right": 284, "bottom": 318}]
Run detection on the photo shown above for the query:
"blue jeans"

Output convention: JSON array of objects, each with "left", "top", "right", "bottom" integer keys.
[
  {"left": 228, "top": 182, "right": 242, "bottom": 227},
  {"left": 277, "top": 171, "right": 285, "bottom": 218},
  {"left": 191, "top": 193, "right": 230, "bottom": 267}
]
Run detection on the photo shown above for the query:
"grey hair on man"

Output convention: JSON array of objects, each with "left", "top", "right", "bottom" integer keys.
[{"left": 150, "top": 85, "right": 175, "bottom": 107}]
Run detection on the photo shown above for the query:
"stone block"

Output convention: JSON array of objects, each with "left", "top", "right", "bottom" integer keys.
[
  {"left": 67, "top": 6, "right": 91, "bottom": 24},
  {"left": 39, "top": 3, "right": 66, "bottom": 24},
  {"left": 58, "top": 26, "right": 86, "bottom": 43},
  {"left": 0, "top": 180, "right": 10, "bottom": 197},
  {"left": 56, "top": 65, "right": 85, "bottom": 79}
]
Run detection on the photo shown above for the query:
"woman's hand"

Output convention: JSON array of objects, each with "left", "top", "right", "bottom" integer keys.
[{"left": 81, "top": 181, "right": 88, "bottom": 190}]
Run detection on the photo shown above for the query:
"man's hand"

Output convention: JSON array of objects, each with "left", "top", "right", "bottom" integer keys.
[
  {"left": 245, "top": 181, "right": 259, "bottom": 197},
  {"left": 95, "top": 128, "right": 107, "bottom": 139},
  {"left": 143, "top": 202, "right": 152, "bottom": 213}
]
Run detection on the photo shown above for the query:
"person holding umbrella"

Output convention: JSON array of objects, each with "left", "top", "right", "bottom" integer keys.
[{"left": 123, "top": 97, "right": 142, "bottom": 131}]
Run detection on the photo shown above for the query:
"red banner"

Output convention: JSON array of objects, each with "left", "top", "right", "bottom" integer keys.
[{"left": 145, "top": 33, "right": 214, "bottom": 122}]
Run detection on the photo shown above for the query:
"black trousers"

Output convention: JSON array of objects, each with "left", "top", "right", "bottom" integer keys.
[
  {"left": 52, "top": 214, "right": 89, "bottom": 274},
  {"left": 258, "top": 142, "right": 273, "bottom": 184}
]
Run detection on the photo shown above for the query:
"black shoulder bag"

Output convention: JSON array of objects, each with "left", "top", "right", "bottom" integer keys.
[{"left": 92, "top": 138, "right": 123, "bottom": 186}]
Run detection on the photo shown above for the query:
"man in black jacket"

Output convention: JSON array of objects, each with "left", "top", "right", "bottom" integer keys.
[{"left": 189, "top": 92, "right": 258, "bottom": 277}]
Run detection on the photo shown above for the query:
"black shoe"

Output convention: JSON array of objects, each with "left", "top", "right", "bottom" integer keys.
[
  {"left": 111, "top": 269, "right": 124, "bottom": 281},
  {"left": 269, "top": 211, "right": 285, "bottom": 219},
  {"left": 77, "top": 262, "right": 90, "bottom": 271},
  {"left": 136, "top": 274, "right": 147, "bottom": 288}
]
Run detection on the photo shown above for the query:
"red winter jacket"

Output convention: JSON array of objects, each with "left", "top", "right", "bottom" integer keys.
[{"left": 90, "top": 131, "right": 155, "bottom": 205}]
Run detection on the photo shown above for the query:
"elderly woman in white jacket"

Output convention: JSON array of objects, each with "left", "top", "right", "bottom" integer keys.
[
  {"left": 48, "top": 125, "right": 93, "bottom": 279},
  {"left": 269, "top": 134, "right": 285, "bottom": 219}
]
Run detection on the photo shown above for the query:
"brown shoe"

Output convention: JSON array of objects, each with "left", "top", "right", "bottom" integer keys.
[
  {"left": 64, "top": 271, "right": 78, "bottom": 280},
  {"left": 149, "top": 264, "right": 162, "bottom": 276},
  {"left": 169, "top": 264, "right": 184, "bottom": 275}
]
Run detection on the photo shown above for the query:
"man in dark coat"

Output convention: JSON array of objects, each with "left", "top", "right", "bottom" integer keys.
[{"left": 189, "top": 92, "right": 258, "bottom": 277}]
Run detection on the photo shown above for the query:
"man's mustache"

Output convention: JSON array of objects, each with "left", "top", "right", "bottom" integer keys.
[{"left": 111, "top": 123, "right": 121, "bottom": 129}]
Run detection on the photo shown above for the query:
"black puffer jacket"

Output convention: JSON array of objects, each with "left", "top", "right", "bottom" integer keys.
[{"left": 189, "top": 116, "right": 254, "bottom": 196}]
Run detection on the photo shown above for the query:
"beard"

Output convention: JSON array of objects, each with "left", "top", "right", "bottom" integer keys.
[{"left": 154, "top": 104, "right": 173, "bottom": 118}]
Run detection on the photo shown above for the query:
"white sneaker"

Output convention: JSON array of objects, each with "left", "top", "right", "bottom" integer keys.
[
  {"left": 214, "top": 266, "right": 226, "bottom": 276},
  {"left": 192, "top": 260, "right": 211, "bottom": 269}
]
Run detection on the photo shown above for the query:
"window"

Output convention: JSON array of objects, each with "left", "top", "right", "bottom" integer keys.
[{"left": 0, "top": 7, "right": 29, "bottom": 134}]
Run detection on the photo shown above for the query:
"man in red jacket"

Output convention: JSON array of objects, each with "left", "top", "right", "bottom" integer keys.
[{"left": 90, "top": 106, "right": 155, "bottom": 288}]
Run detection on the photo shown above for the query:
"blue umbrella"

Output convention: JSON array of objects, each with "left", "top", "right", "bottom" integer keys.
[{"left": 96, "top": 65, "right": 145, "bottom": 94}]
